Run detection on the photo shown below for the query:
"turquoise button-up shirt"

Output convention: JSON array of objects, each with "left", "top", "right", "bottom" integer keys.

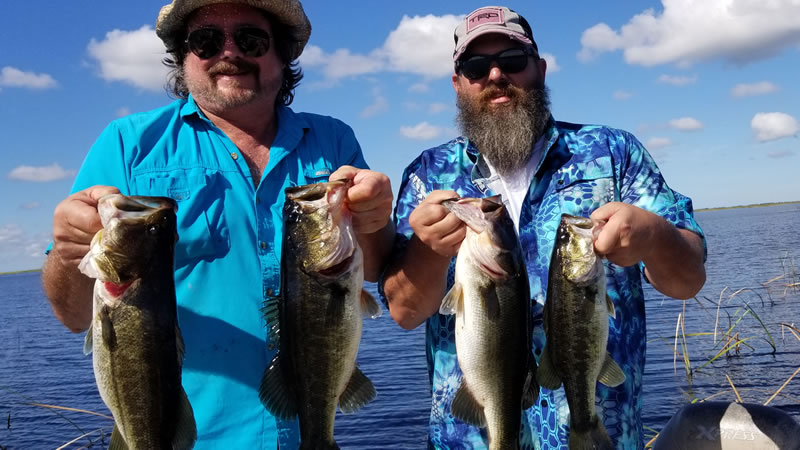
[
  {"left": 381, "top": 119, "right": 706, "bottom": 449},
  {"left": 70, "top": 95, "right": 367, "bottom": 448}
]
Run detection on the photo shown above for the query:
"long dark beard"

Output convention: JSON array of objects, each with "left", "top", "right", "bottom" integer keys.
[{"left": 456, "top": 82, "right": 551, "bottom": 176}]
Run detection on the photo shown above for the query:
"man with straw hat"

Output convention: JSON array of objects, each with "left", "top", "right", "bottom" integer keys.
[{"left": 42, "top": 1, "right": 394, "bottom": 447}]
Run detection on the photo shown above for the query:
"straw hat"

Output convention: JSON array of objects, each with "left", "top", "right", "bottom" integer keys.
[{"left": 155, "top": 0, "right": 311, "bottom": 59}]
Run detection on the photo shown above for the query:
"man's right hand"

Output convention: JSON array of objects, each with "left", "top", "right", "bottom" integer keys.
[
  {"left": 51, "top": 185, "right": 120, "bottom": 267},
  {"left": 408, "top": 190, "right": 466, "bottom": 258}
]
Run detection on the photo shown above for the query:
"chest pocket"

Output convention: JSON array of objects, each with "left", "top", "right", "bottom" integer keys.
[
  {"left": 133, "top": 173, "right": 230, "bottom": 267},
  {"left": 552, "top": 156, "right": 616, "bottom": 217}
]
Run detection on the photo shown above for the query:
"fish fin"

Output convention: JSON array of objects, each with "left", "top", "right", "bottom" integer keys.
[
  {"left": 108, "top": 424, "right": 128, "bottom": 450},
  {"left": 261, "top": 296, "right": 281, "bottom": 344},
  {"left": 450, "top": 381, "right": 486, "bottom": 427},
  {"left": 100, "top": 306, "right": 117, "bottom": 352},
  {"left": 258, "top": 352, "right": 298, "bottom": 419},
  {"left": 83, "top": 326, "right": 93, "bottom": 355},
  {"left": 172, "top": 387, "right": 197, "bottom": 450},
  {"left": 360, "top": 289, "right": 383, "bottom": 319},
  {"left": 439, "top": 282, "right": 463, "bottom": 315},
  {"left": 597, "top": 352, "right": 626, "bottom": 387},
  {"left": 535, "top": 348, "right": 562, "bottom": 390},
  {"left": 606, "top": 294, "right": 616, "bottom": 319},
  {"left": 521, "top": 358, "right": 540, "bottom": 410},
  {"left": 339, "top": 365, "right": 377, "bottom": 413}
]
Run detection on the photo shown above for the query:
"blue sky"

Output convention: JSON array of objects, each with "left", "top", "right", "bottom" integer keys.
[{"left": 1, "top": 0, "right": 799, "bottom": 272}]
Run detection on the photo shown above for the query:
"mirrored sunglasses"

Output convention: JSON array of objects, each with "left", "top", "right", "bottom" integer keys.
[
  {"left": 456, "top": 47, "right": 538, "bottom": 81},
  {"left": 186, "top": 27, "right": 271, "bottom": 59}
]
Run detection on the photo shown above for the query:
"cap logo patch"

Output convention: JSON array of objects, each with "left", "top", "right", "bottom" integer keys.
[{"left": 466, "top": 8, "right": 505, "bottom": 33}]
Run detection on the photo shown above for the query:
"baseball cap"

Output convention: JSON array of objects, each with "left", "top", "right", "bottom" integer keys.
[
  {"left": 156, "top": 0, "right": 312, "bottom": 60},
  {"left": 453, "top": 6, "right": 537, "bottom": 61}
]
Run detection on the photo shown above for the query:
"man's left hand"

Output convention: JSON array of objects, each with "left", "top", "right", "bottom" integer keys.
[
  {"left": 590, "top": 202, "right": 663, "bottom": 267},
  {"left": 330, "top": 166, "right": 393, "bottom": 234}
]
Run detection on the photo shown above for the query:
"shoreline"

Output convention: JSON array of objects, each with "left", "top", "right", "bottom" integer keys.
[
  {"left": 2, "top": 201, "right": 797, "bottom": 275},
  {"left": 696, "top": 200, "right": 800, "bottom": 212}
]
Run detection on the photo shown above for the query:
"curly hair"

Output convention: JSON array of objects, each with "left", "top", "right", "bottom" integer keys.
[{"left": 161, "top": 11, "right": 303, "bottom": 107}]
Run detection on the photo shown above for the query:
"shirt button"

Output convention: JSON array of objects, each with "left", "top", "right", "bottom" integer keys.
[
  {"left": 231, "top": 152, "right": 239, "bottom": 160},
  {"left": 267, "top": 288, "right": 274, "bottom": 296},
  {"left": 256, "top": 197, "right": 261, "bottom": 204},
  {"left": 268, "top": 343, "right": 275, "bottom": 350},
  {"left": 260, "top": 241, "right": 267, "bottom": 249}
]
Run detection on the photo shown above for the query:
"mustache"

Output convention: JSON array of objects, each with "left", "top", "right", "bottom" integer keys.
[
  {"left": 477, "top": 82, "right": 526, "bottom": 104},
  {"left": 207, "top": 60, "right": 259, "bottom": 77}
]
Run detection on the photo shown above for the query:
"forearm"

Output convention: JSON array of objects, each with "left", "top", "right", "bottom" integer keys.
[
  {"left": 41, "top": 250, "right": 94, "bottom": 333},
  {"left": 358, "top": 219, "right": 396, "bottom": 282},
  {"left": 643, "top": 225, "right": 706, "bottom": 300},
  {"left": 383, "top": 235, "right": 451, "bottom": 330}
]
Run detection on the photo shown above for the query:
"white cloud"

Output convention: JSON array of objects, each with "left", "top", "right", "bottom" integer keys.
[
  {"left": 300, "top": 45, "right": 384, "bottom": 79},
  {"left": 0, "top": 226, "right": 49, "bottom": 271},
  {"left": 116, "top": 107, "right": 132, "bottom": 117},
  {"left": 669, "top": 117, "right": 704, "bottom": 131},
  {"left": 302, "top": 14, "right": 462, "bottom": 83},
  {"left": 646, "top": 137, "right": 672, "bottom": 150},
  {"left": 731, "top": 81, "right": 779, "bottom": 97},
  {"left": 0, "top": 224, "right": 23, "bottom": 243},
  {"left": 87, "top": 25, "right": 169, "bottom": 92},
  {"left": 400, "top": 122, "right": 444, "bottom": 140},
  {"left": 409, "top": 83, "right": 429, "bottom": 93},
  {"left": 657, "top": 74, "right": 697, "bottom": 86},
  {"left": 767, "top": 150, "right": 795, "bottom": 159},
  {"left": 429, "top": 102, "right": 449, "bottom": 114},
  {"left": 360, "top": 95, "right": 389, "bottom": 118},
  {"left": 382, "top": 14, "right": 463, "bottom": 77},
  {"left": 8, "top": 163, "right": 76, "bottom": 182},
  {"left": 751, "top": 112, "right": 799, "bottom": 142},
  {"left": 541, "top": 53, "right": 560, "bottom": 73},
  {"left": 0, "top": 66, "right": 57, "bottom": 89},
  {"left": 613, "top": 90, "right": 633, "bottom": 100},
  {"left": 21, "top": 202, "right": 40, "bottom": 210},
  {"left": 578, "top": 0, "right": 800, "bottom": 66}
]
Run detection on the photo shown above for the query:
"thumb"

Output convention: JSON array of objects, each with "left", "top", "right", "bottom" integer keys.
[{"left": 81, "top": 185, "right": 121, "bottom": 206}]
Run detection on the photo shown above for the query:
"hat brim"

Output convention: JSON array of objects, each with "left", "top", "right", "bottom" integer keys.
[
  {"left": 156, "top": 0, "right": 311, "bottom": 59},
  {"left": 453, "top": 27, "right": 533, "bottom": 61}
]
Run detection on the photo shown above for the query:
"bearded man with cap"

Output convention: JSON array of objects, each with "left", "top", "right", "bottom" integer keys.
[
  {"left": 41, "top": 1, "right": 394, "bottom": 447},
  {"left": 381, "top": 5, "right": 706, "bottom": 448}
]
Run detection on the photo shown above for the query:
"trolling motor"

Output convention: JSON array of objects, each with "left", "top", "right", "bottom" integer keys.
[{"left": 653, "top": 401, "right": 800, "bottom": 449}]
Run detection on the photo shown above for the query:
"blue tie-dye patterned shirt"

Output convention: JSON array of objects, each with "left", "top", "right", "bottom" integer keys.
[{"left": 380, "top": 120, "right": 705, "bottom": 449}]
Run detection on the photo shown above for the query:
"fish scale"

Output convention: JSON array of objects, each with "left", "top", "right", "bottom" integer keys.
[
  {"left": 538, "top": 214, "right": 626, "bottom": 450},
  {"left": 80, "top": 194, "right": 196, "bottom": 450},
  {"left": 259, "top": 180, "right": 381, "bottom": 449},
  {"left": 439, "top": 196, "right": 538, "bottom": 450}
]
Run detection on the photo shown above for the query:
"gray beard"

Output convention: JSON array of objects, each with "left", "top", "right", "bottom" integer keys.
[{"left": 456, "top": 84, "right": 552, "bottom": 176}]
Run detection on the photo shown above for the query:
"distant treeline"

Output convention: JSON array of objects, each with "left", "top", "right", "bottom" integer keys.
[
  {"left": 0, "top": 268, "right": 41, "bottom": 276},
  {"left": 697, "top": 200, "right": 800, "bottom": 212}
]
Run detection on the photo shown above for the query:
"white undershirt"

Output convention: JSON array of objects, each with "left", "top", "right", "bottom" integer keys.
[{"left": 483, "top": 137, "right": 545, "bottom": 235}]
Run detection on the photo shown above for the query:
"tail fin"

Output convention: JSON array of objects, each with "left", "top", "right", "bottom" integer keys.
[{"left": 569, "top": 420, "right": 613, "bottom": 450}]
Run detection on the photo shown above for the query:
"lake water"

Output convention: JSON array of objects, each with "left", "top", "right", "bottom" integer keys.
[{"left": 1, "top": 203, "right": 799, "bottom": 449}]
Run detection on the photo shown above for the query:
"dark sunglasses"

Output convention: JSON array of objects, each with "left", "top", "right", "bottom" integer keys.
[
  {"left": 456, "top": 47, "right": 538, "bottom": 80},
  {"left": 186, "top": 26, "right": 271, "bottom": 59}
]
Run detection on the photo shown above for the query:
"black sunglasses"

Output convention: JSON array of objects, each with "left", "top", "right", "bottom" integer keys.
[
  {"left": 456, "top": 47, "right": 538, "bottom": 81},
  {"left": 186, "top": 26, "right": 271, "bottom": 59}
]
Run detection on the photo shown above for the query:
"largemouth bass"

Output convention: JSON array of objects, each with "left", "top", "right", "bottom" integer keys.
[
  {"left": 78, "top": 194, "right": 196, "bottom": 449},
  {"left": 259, "top": 180, "right": 381, "bottom": 449},
  {"left": 439, "top": 196, "right": 538, "bottom": 450},
  {"left": 537, "top": 214, "right": 626, "bottom": 450}
]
